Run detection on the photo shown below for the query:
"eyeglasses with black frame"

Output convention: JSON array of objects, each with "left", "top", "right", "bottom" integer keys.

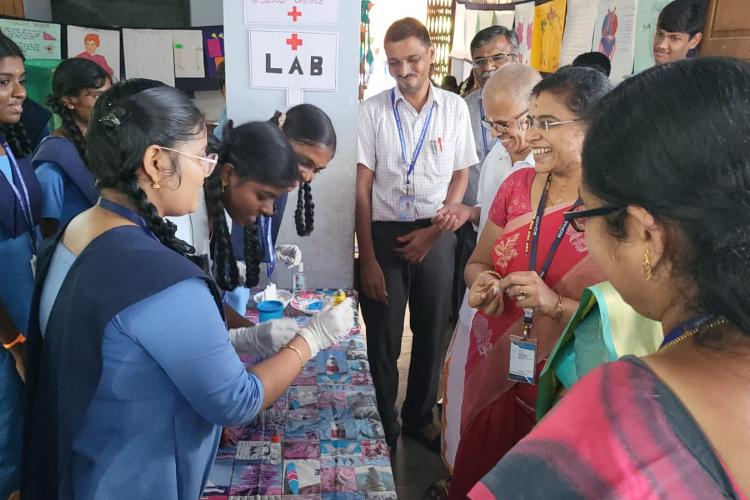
[
  {"left": 564, "top": 204, "right": 625, "bottom": 232},
  {"left": 471, "top": 52, "right": 518, "bottom": 68}
]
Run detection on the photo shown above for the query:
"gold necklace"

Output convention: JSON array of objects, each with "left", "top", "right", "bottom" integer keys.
[{"left": 658, "top": 318, "right": 729, "bottom": 353}]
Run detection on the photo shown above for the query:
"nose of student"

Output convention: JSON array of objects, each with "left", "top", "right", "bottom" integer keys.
[{"left": 299, "top": 167, "right": 315, "bottom": 183}]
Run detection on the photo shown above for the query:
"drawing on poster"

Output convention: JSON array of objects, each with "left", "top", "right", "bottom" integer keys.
[
  {"left": 592, "top": 0, "right": 638, "bottom": 82},
  {"left": 531, "top": 0, "right": 567, "bottom": 72},
  {"left": 599, "top": 8, "right": 619, "bottom": 59},
  {"left": 513, "top": 2, "right": 535, "bottom": 65},
  {"left": 67, "top": 26, "right": 120, "bottom": 79},
  {"left": 0, "top": 19, "right": 60, "bottom": 59}
]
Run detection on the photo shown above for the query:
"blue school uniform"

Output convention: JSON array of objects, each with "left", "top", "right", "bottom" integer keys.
[
  {"left": 0, "top": 142, "right": 42, "bottom": 500},
  {"left": 33, "top": 136, "right": 98, "bottom": 231},
  {"left": 23, "top": 201, "right": 265, "bottom": 500}
]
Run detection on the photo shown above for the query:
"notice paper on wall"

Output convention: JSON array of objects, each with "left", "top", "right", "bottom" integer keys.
[
  {"left": 67, "top": 25, "right": 121, "bottom": 80},
  {"left": 559, "top": 0, "right": 599, "bottom": 66},
  {"left": 514, "top": 2, "right": 536, "bottom": 66},
  {"left": 633, "top": 0, "right": 672, "bottom": 73},
  {"left": 531, "top": 0, "right": 567, "bottom": 73},
  {"left": 172, "top": 30, "right": 206, "bottom": 79},
  {"left": 0, "top": 18, "right": 61, "bottom": 59},
  {"left": 123, "top": 28, "right": 175, "bottom": 86},
  {"left": 592, "top": 0, "right": 638, "bottom": 82}
]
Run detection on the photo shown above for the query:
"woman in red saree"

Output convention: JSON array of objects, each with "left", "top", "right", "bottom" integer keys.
[
  {"left": 469, "top": 57, "right": 750, "bottom": 499},
  {"left": 449, "top": 67, "right": 611, "bottom": 499}
]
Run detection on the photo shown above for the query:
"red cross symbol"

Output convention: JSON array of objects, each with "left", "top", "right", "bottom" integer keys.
[
  {"left": 286, "top": 33, "right": 303, "bottom": 51},
  {"left": 288, "top": 6, "right": 302, "bottom": 22}
]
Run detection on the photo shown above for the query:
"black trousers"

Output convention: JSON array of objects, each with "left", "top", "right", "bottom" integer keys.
[
  {"left": 452, "top": 222, "right": 478, "bottom": 322},
  {"left": 359, "top": 220, "right": 456, "bottom": 445}
]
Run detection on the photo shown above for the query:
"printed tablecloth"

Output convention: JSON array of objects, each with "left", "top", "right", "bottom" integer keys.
[{"left": 201, "top": 290, "right": 397, "bottom": 500}]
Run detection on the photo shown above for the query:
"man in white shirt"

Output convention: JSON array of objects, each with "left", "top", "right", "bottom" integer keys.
[
  {"left": 434, "top": 62, "right": 541, "bottom": 472},
  {"left": 356, "top": 18, "right": 477, "bottom": 452},
  {"left": 453, "top": 26, "right": 520, "bottom": 319}
]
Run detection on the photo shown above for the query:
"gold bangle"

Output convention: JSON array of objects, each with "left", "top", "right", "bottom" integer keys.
[
  {"left": 552, "top": 295, "right": 564, "bottom": 321},
  {"left": 3, "top": 333, "right": 25, "bottom": 350},
  {"left": 281, "top": 344, "right": 305, "bottom": 370},
  {"left": 484, "top": 270, "right": 503, "bottom": 280}
]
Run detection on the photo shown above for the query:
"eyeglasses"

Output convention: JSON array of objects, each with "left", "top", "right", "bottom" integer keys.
[
  {"left": 564, "top": 204, "right": 625, "bottom": 232},
  {"left": 471, "top": 52, "right": 518, "bottom": 68},
  {"left": 481, "top": 109, "right": 529, "bottom": 134},
  {"left": 518, "top": 117, "right": 581, "bottom": 131},
  {"left": 160, "top": 146, "right": 218, "bottom": 177}
]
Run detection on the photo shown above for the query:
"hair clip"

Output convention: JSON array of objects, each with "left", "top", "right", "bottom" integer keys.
[
  {"left": 99, "top": 113, "right": 121, "bottom": 129},
  {"left": 278, "top": 112, "right": 287, "bottom": 129}
]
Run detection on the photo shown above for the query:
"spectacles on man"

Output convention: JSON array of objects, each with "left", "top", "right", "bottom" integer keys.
[
  {"left": 518, "top": 116, "right": 581, "bottom": 131},
  {"left": 564, "top": 204, "right": 625, "bottom": 232},
  {"left": 481, "top": 108, "right": 529, "bottom": 134},
  {"left": 471, "top": 52, "right": 518, "bottom": 68},
  {"left": 160, "top": 146, "right": 218, "bottom": 177}
]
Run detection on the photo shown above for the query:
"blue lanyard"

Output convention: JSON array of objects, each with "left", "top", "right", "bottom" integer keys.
[
  {"left": 258, "top": 215, "right": 275, "bottom": 279},
  {"left": 391, "top": 88, "right": 436, "bottom": 184},
  {"left": 1, "top": 140, "right": 37, "bottom": 253},
  {"left": 660, "top": 316, "right": 713, "bottom": 348},
  {"left": 98, "top": 198, "right": 159, "bottom": 242},
  {"left": 478, "top": 97, "right": 490, "bottom": 156}
]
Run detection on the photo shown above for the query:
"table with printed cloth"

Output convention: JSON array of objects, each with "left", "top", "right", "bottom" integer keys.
[{"left": 201, "top": 290, "right": 397, "bottom": 500}]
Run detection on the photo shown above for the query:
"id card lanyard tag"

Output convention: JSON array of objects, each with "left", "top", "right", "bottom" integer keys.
[
  {"left": 398, "top": 182, "right": 416, "bottom": 222},
  {"left": 509, "top": 308, "right": 537, "bottom": 384}
]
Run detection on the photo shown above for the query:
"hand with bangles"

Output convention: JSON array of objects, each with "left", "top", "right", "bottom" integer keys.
[
  {"left": 500, "top": 271, "right": 562, "bottom": 318},
  {"left": 467, "top": 270, "right": 505, "bottom": 316}
]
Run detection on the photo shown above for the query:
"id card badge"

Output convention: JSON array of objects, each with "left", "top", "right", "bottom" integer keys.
[
  {"left": 398, "top": 194, "right": 416, "bottom": 222},
  {"left": 509, "top": 335, "right": 537, "bottom": 384}
]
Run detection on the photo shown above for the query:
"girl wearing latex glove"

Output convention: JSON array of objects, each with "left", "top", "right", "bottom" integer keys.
[
  {"left": 229, "top": 318, "right": 299, "bottom": 357},
  {"left": 275, "top": 244, "right": 302, "bottom": 269}
]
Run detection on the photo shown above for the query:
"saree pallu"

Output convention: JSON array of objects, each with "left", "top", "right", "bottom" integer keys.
[
  {"left": 448, "top": 171, "right": 604, "bottom": 499},
  {"left": 469, "top": 356, "right": 746, "bottom": 500}
]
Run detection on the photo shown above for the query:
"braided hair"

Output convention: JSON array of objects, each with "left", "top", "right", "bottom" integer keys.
[
  {"left": 47, "top": 58, "right": 109, "bottom": 160},
  {"left": 206, "top": 120, "right": 298, "bottom": 291},
  {"left": 269, "top": 104, "right": 336, "bottom": 237},
  {"left": 87, "top": 79, "right": 203, "bottom": 256},
  {"left": 0, "top": 29, "right": 31, "bottom": 157}
]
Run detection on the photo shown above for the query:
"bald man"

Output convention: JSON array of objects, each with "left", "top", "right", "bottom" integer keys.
[{"left": 434, "top": 63, "right": 542, "bottom": 472}]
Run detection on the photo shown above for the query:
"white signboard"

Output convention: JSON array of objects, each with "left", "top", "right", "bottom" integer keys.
[
  {"left": 249, "top": 30, "right": 338, "bottom": 106},
  {"left": 245, "top": 0, "right": 339, "bottom": 25}
]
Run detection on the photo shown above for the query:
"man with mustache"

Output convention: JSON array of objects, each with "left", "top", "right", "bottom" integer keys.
[
  {"left": 452, "top": 26, "right": 520, "bottom": 320},
  {"left": 356, "top": 17, "right": 477, "bottom": 453}
]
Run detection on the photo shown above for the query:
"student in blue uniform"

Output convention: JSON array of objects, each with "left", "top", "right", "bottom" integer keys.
[
  {"left": 0, "top": 29, "right": 41, "bottom": 500},
  {"left": 33, "top": 58, "right": 112, "bottom": 237},
  {"left": 22, "top": 79, "right": 355, "bottom": 500}
]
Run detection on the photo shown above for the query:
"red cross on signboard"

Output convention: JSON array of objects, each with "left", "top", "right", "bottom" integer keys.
[
  {"left": 288, "top": 6, "right": 302, "bottom": 22},
  {"left": 286, "top": 33, "right": 303, "bottom": 51}
]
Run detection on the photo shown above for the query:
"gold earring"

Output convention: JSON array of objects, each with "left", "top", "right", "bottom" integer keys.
[
  {"left": 152, "top": 179, "right": 161, "bottom": 189},
  {"left": 642, "top": 248, "right": 652, "bottom": 281},
  {"left": 221, "top": 182, "right": 227, "bottom": 194}
]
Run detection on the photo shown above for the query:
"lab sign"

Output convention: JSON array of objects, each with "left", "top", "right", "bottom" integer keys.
[
  {"left": 244, "top": 0, "right": 339, "bottom": 25},
  {"left": 249, "top": 30, "right": 338, "bottom": 105}
]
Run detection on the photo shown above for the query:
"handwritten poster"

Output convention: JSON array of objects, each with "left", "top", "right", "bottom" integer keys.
[
  {"left": 0, "top": 19, "right": 60, "bottom": 59},
  {"left": 592, "top": 0, "right": 638, "bottom": 82},
  {"left": 122, "top": 28, "right": 175, "bottom": 87},
  {"left": 531, "top": 0, "right": 567, "bottom": 73},
  {"left": 172, "top": 30, "right": 206, "bottom": 79},
  {"left": 244, "top": 0, "right": 339, "bottom": 25},
  {"left": 514, "top": 2, "right": 536, "bottom": 65},
  {"left": 67, "top": 25, "right": 120, "bottom": 79},
  {"left": 633, "top": 0, "right": 672, "bottom": 73},
  {"left": 559, "top": 0, "right": 599, "bottom": 66}
]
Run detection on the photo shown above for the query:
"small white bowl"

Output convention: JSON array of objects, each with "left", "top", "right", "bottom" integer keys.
[{"left": 253, "top": 289, "right": 293, "bottom": 309}]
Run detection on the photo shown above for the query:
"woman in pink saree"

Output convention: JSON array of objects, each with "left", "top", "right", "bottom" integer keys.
[{"left": 449, "top": 67, "right": 611, "bottom": 499}]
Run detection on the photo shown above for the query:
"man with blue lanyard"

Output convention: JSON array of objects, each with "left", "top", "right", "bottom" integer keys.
[
  {"left": 356, "top": 18, "right": 477, "bottom": 453},
  {"left": 452, "top": 26, "right": 520, "bottom": 320}
]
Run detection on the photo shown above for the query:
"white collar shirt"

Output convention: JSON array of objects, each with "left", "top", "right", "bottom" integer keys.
[{"left": 358, "top": 84, "right": 478, "bottom": 222}]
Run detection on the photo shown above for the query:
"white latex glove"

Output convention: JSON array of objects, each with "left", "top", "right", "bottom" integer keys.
[
  {"left": 236, "top": 260, "right": 247, "bottom": 286},
  {"left": 275, "top": 245, "right": 302, "bottom": 269},
  {"left": 297, "top": 297, "right": 355, "bottom": 357},
  {"left": 229, "top": 317, "right": 299, "bottom": 357}
]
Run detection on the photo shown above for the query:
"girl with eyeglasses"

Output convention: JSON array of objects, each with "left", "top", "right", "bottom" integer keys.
[
  {"left": 21, "top": 79, "right": 353, "bottom": 500},
  {"left": 449, "top": 67, "right": 611, "bottom": 499},
  {"left": 33, "top": 58, "right": 112, "bottom": 238}
]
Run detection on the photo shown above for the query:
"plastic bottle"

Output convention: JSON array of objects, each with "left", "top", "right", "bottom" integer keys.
[
  {"left": 293, "top": 262, "right": 306, "bottom": 293},
  {"left": 270, "top": 434, "right": 281, "bottom": 464}
]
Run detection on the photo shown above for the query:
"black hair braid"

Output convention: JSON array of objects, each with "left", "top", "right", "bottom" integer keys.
[
  {"left": 0, "top": 122, "right": 32, "bottom": 157},
  {"left": 243, "top": 221, "right": 262, "bottom": 288},
  {"left": 46, "top": 95, "right": 87, "bottom": 159},
  {"left": 119, "top": 176, "right": 195, "bottom": 257},
  {"left": 205, "top": 172, "right": 240, "bottom": 291},
  {"left": 295, "top": 181, "right": 314, "bottom": 236}
]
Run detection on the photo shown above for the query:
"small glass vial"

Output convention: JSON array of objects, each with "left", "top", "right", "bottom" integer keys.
[{"left": 293, "top": 262, "right": 306, "bottom": 293}]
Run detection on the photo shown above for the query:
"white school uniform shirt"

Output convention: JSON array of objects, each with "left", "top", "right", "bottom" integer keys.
[
  {"left": 474, "top": 142, "right": 535, "bottom": 233},
  {"left": 463, "top": 89, "right": 497, "bottom": 206},
  {"left": 358, "top": 84, "right": 478, "bottom": 222}
]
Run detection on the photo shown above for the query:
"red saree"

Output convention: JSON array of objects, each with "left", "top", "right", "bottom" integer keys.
[{"left": 449, "top": 169, "right": 604, "bottom": 499}]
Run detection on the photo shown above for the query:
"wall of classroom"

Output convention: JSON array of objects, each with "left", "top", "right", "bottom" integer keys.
[{"left": 23, "top": 0, "right": 50, "bottom": 21}]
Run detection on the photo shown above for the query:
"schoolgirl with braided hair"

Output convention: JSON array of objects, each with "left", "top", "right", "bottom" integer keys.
[
  {"left": 33, "top": 57, "right": 111, "bottom": 237},
  {"left": 0, "top": 28, "right": 42, "bottom": 500},
  {"left": 22, "top": 78, "right": 355, "bottom": 500}
]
